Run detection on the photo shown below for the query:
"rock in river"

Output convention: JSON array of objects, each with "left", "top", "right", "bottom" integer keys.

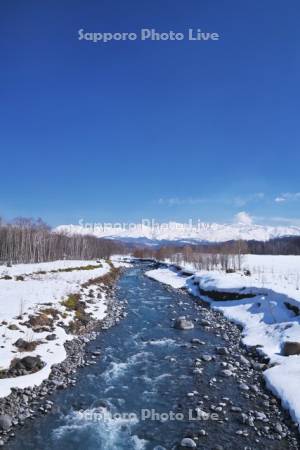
[
  {"left": 174, "top": 317, "right": 194, "bottom": 330},
  {"left": 180, "top": 437, "right": 197, "bottom": 448}
]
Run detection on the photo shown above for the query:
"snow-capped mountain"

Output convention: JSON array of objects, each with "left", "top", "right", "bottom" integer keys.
[{"left": 55, "top": 220, "right": 300, "bottom": 243}]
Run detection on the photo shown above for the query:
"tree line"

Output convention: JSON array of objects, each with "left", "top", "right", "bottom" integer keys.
[
  {"left": 132, "top": 240, "right": 247, "bottom": 271},
  {"left": 0, "top": 217, "right": 126, "bottom": 264},
  {"left": 131, "top": 236, "right": 300, "bottom": 271}
]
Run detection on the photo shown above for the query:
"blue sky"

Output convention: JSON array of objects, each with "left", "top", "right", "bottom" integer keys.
[{"left": 1, "top": 0, "right": 299, "bottom": 227}]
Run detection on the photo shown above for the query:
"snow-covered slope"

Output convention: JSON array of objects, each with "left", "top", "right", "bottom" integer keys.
[{"left": 55, "top": 221, "right": 300, "bottom": 243}]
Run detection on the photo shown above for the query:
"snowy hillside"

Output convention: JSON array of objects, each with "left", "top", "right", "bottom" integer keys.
[{"left": 56, "top": 221, "right": 300, "bottom": 243}]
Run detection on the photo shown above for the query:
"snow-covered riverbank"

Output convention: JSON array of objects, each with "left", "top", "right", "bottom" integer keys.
[
  {"left": 146, "top": 255, "right": 300, "bottom": 427},
  {"left": 0, "top": 258, "right": 129, "bottom": 398}
]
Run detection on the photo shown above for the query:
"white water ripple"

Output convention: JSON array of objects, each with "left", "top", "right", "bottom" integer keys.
[{"left": 52, "top": 408, "right": 147, "bottom": 450}]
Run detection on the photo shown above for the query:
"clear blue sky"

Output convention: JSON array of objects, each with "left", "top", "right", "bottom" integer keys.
[{"left": 1, "top": 0, "right": 299, "bottom": 226}]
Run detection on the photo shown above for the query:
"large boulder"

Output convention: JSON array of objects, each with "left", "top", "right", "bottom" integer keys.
[
  {"left": 282, "top": 341, "right": 300, "bottom": 356},
  {"left": 0, "top": 414, "right": 12, "bottom": 431},
  {"left": 173, "top": 317, "right": 194, "bottom": 330}
]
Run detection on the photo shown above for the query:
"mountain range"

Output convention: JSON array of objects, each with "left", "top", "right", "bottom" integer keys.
[{"left": 55, "top": 221, "right": 300, "bottom": 244}]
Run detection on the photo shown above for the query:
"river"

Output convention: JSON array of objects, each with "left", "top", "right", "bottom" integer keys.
[{"left": 5, "top": 262, "right": 299, "bottom": 450}]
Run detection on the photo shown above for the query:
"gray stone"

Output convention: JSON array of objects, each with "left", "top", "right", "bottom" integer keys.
[
  {"left": 216, "top": 346, "right": 229, "bottom": 355},
  {"left": 200, "top": 319, "right": 211, "bottom": 326},
  {"left": 255, "top": 411, "right": 268, "bottom": 421},
  {"left": 220, "top": 369, "right": 233, "bottom": 377},
  {"left": 22, "top": 394, "right": 29, "bottom": 403},
  {"left": 239, "top": 355, "right": 250, "bottom": 366},
  {"left": 252, "top": 361, "right": 265, "bottom": 370},
  {"left": 0, "top": 414, "right": 12, "bottom": 431},
  {"left": 180, "top": 437, "right": 197, "bottom": 448},
  {"left": 7, "top": 324, "right": 19, "bottom": 330},
  {"left": 46, "top": 334, "right": 57, "bottom": 341},
  {"left": 173, "top": 317, "right": 194, "bottom": 330},
  {"left": 14, "top": 338, "right": 27, "bottom": 348},
  {"left": 275, "top": 422, "right": 283, "bottom": 433},
  {"left": 231, "top": 406, "right": 242, "bottom": 412}
]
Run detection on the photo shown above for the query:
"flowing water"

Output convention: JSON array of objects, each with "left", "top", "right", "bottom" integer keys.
[{"left": 5, "top": 262, "right": 298, "bottom": 450}]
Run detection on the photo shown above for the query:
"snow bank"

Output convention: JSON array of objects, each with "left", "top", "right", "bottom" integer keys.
[
  {"left": 0, "top": 259, "right": 112, "bottom": 398},
  {"left": 146, "top": 255, "right": 300, "bottom": 427},
  {"left": 0, "top": 261, "right": 110, "bottom": 321},
  {"left": 0, "top": 260, "right": 100, "bottom": 277},
  {"left": 146, "top": 267, "right": 187, "bottom": 289}
]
